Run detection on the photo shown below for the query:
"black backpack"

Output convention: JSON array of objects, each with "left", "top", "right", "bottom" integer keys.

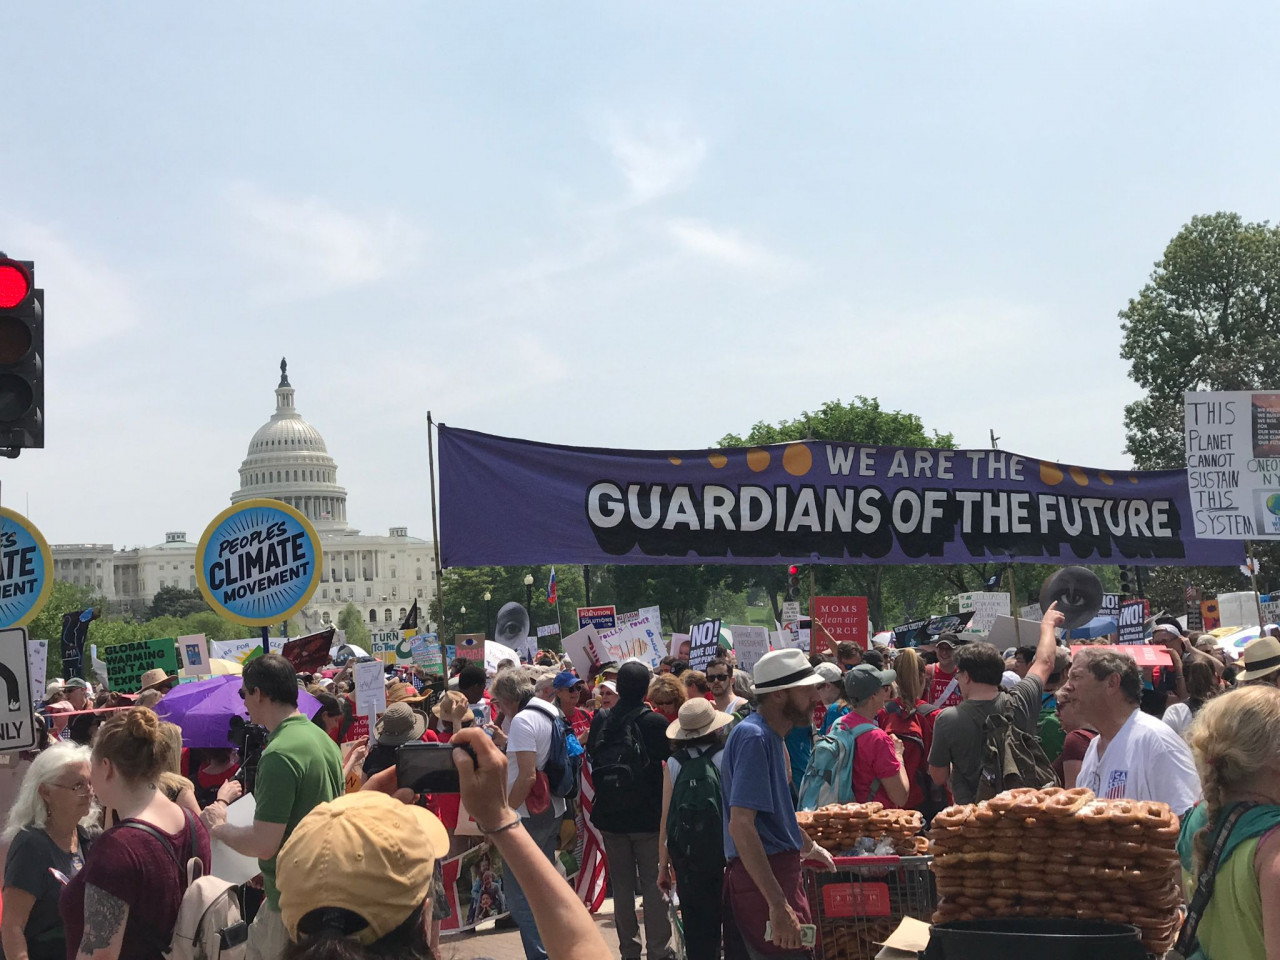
[
  {"left": 973, "top": 693, "right": 1059, "bottom": 801},
  {"left": 587, "top": 704, "right": 651, "bottom": 799},
  {"left": 666, "top": 745, "right": 725, "bottom": 865}
]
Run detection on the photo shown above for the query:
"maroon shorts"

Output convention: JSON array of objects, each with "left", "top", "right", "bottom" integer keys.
[{"left": 723, "top": 851, "right": 813, "bottom": 958}]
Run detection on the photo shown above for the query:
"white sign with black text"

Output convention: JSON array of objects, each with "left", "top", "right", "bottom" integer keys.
[{"left": 0, "top": 627, "right": 35, "bottom": 749}]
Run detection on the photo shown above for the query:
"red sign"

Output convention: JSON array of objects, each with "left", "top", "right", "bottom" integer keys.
[
  {"left": 1069, "top": 644, "right": 1173, "bottom": 667},
  {"left": 811, "top": 596, "right": 869, "bottom": 651},
  {"left": 821, "top": 881, "right": 891, "bottom": 918}
]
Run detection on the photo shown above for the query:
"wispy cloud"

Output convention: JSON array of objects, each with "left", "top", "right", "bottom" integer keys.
[
  {"left": 666, "top": 218, "right": 804, "bottom": 279},
  {"left": 226, "top": 182, "right": 423, "bottom": 300},
  {"left": 0, "top": 218, "right": 141, "bottom": 350},
  {"left": 602, "top": 117, "right": 707, "bottom": 206}
]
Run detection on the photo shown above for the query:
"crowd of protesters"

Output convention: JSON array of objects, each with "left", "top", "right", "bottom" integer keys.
[{"left": 4, "top": 613, "right": 1280, "bottom": 960}]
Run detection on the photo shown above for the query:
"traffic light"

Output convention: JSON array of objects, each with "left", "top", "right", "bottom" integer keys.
[
  {"left": 785, "top": 564, "right": 801, "bottom": 601},
  {"left": 0, "top": 257, "right": 42, "bottom": 454},
  {"left": 1119, "top": 565, "right": 1135, "bottom": 597}
]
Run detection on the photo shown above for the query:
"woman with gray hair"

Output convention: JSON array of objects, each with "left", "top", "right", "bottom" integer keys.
[{"left": 2, "top": 742, "right": 97, "bottom": 960}]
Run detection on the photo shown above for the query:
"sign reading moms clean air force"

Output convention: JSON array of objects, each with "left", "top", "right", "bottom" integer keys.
[
  {"left": 196, "top": 499, "right": 322, "bottom": 626},
  {"left": 0, "top": 508, "right": 53, "bottom": 628},
  {"left": 438, "top": 426, "right": 1240, "bottom": 568}
]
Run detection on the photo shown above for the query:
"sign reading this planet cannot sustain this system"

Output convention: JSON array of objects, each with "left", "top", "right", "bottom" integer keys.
[
  {"left": 0, "top": 508, "right": 53, "bottom": 628},
  {"left": 196, "top": 499, "right": 322, "bottom": 626}
]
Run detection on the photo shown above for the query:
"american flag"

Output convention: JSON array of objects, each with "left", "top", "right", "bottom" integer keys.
[
  {"left": 574, "top": 760, "right": 609, "bottom": 912},
  {"left": 547, "top": 567, "right": 558, "bottom": 606}
]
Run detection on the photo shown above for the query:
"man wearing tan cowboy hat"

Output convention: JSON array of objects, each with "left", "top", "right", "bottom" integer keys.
[
  {"left": 1238, "top": 635, "right": 1280, "bottom": 687},
  {"left": 432, "top": 690, "right": 476, "bottom": 735},
  {"left": 136, "top": 667, "right": 178, "bottom": 697},
  {"left": 721, "top": 648, "right": 835, "bottom": 958}
]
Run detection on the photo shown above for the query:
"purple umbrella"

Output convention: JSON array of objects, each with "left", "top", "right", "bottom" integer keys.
[{"left": 155, "top": 674, "right": 323, "bottom": 748}]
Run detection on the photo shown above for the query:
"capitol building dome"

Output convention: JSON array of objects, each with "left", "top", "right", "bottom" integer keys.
[{"left": 231, "top": 359, "right": 351, "bottom": 531}]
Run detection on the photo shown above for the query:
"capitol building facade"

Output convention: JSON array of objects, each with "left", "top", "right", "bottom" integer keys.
[{"left": 51, "top": 362, "right": 437, "bottom": 629}]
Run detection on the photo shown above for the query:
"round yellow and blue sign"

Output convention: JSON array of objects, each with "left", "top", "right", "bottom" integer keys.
[
  {"left": 0, "top": 507, "right": 53, "bottom": 627},
  {"left": 196, "top": 499, "right": 323, "bottom": 626}
]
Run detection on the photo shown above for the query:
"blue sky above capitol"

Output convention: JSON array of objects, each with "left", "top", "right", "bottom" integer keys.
[{"left": 4, "top": 2, "right": 1279, "bottom": 546}]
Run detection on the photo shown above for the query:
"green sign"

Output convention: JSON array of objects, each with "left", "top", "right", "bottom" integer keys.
[{"left": 102, "top": 637, "right": 179, "bottom": 693}]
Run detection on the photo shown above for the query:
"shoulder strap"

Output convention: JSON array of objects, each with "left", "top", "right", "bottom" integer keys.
[
  {"left": 119, "top": 820, "right": 185, "bottom": 887},
  {"left": 930, "top": 675, "right": 959, "bottom": 710},
  {"left": 1176, "top": 802, "right": 1256, "bottom": 957}
]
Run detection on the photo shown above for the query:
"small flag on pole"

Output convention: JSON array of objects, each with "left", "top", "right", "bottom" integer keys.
[
  {"left": 547, "top": 567, "right": 557, "bottom": 606},
  {"left": 401, "top": 600, "right": 420, "bottom": 632}
]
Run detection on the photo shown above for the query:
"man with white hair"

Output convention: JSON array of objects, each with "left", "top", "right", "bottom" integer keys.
[{"left": 722, "top": 649, "right": 835, "bottom": 958}]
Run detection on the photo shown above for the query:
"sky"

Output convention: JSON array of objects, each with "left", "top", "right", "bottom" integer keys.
[{"left": 5, "top": 2, "right": 1279, "bottom": 548}]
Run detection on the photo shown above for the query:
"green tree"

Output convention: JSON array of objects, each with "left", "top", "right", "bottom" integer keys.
[
  {"left": 1119, "top": 212, "right": 1280, "bottom": 603},
  {"left": 718, "top": 397, "right": 957, "bottom": 630},
  {"left": 337, "top": 601, "right": 371, "bottom": 647},
  {"left": 148, "top": 586, "right": 211, "bottom": 619},
  {"left": 432, "top": 565, "right": 587, "bottom": 652}
]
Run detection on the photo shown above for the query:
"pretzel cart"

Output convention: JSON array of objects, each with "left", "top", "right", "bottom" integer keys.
[{"left": 807, "top": 855, "right": 937, "bottom": 960}]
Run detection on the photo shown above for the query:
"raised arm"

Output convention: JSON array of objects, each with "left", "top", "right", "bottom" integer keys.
[{"left": 1026, "top": 602, "right": 1065, "bottom": 686}]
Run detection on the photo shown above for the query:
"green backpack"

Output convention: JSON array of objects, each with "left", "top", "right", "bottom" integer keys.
[{"left": 666, "top": 745, "right": 725, "bottom": 865}]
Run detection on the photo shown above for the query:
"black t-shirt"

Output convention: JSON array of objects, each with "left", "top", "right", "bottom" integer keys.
[{"left": 2, "top": 825, "right": 93, "bottom": 960}]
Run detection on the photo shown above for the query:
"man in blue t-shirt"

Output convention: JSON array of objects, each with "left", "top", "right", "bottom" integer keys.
[{"left": 722, "top": 649, "right": 836, "bottom": 959}]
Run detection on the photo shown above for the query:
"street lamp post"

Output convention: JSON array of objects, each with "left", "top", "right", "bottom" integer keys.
[
  {"left": 483, "top": 591, "right": 492, "bottom": 639},
  {"left": 523, "top": 574, "right": 534, "bottom": 623},
  {"left": 460, "top": 605, "right": 467, "bottom": 633}
]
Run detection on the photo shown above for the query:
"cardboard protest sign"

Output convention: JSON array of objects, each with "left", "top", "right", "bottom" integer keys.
[
  {"left": 595, "top": 610, "right": 666, "bottom": 668},
  {"left": 101, "top": 638, "right": 179, "bottom": 693},
  {"left": 811, "top": 596, "right": 869, "bottom": 650},
  {"left": 176, "top": 635, "right": 209, "bottom": 677},
  {"left": 196, "top": 499, "right": 322, "bottom": 625},
  {"left": 956, "top": 592, "right": 1010, "bottom": 635},
  {"left": 781, "top": 600, "right": 802, "bottom": 623},
  {"left": 353, "top": 659, "right": 386, "bottom": 718},
  {"left": 536, "top": 623, "right": 560, "bottom": 638},
  {"left": 1185, "top": 390, "right": 1280, "bottom": 539},
  {"left": 687, "top": 619, "right": 722, "bottom": 672},
  {"left": 728, "top": 625, "right": 770, "bottom": 673},
  {"left": 368, "top": 629, "right": 416, "bottom": 666},
  {"left": 0, "top": 508, "right": 53, "bottom": 629},
  {"left": 410, "top": 634, "right": 443, "bottom": 673},
  {"left": 561, "top": 625, "right": 601, "bottom": 677},
  {"left": 514, "top": 636, "right": 537, "bottom": 662},
  {"left": 454, "top": 634, "right": 485, "bottom": 662},
  {"left": 282, "top": 628, "right": 335, "bottom": 673},
  {"left": 576, "top": 606, "right": 617, "bottom": 631},
  {"left": 26, "top": 636, "right": 46, "bottom": 703},
  {"left": 1117, "top": 599, "right": 1148, "bottom": 645},
  {"left": 210, "top": 636, "right": 285, "bottom": 664}
]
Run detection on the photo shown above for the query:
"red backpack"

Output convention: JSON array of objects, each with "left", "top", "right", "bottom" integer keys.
[{"left": 878, "top": 700, "right": 935, "bottom": 810}]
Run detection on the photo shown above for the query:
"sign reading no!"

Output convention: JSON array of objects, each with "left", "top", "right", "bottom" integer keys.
[{"left": 196, "top": 499, "right": 322, "bottom": 626}]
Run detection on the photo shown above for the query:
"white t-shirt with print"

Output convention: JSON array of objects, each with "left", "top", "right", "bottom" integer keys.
[
  {"left": 1076, "top": 707, "right": 1201, "bottom": 815},
  {"left": 504, "top": 699, "right": 568, "bottom": 819}
]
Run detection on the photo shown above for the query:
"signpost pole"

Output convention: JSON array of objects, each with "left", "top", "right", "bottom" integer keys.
[{"left": 1248, "top": 540, "right": 1266, "bottom": 630}]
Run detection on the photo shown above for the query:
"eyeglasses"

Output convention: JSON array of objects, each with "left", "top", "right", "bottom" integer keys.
[
  {"left": 239, "top": 687, "right": 254, "bottom": 700},
  {"left": 706, "top": 674, "right": 730, "bottom": 682},
  {"left": 50, "top": 781, "right": 92, "bottom": 796}
]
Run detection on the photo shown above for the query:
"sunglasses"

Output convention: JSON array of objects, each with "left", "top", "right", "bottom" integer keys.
[{"left": 706, "top": 673, "right": 731, "bottom": 681}]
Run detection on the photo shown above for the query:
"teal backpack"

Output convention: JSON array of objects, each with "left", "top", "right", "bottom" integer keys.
[{"left": 797, "top": 722, "right": 879, "bottom": 811}]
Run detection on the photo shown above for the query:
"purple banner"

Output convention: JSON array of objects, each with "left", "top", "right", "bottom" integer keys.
[{"left": 438, "top": 426, "right": 1241, "bottom": 568}]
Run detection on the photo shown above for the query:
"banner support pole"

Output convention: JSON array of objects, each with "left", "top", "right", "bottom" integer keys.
[
  {"left": 1248, "top": 540, "right": 1265, "bottom": 630},
  {"left": 1009, "top": 562, "right": 1021, "bottom": 644},
  {"left": 427, "top": 412, "right": 445, "bottom": 631},
  {"left": 260, "top": 625, "right": 270, "bottom": 656}
]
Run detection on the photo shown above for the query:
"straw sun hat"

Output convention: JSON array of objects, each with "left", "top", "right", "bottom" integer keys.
[{"left": 665, "top": 698, "right": 734, "bottom": 741}]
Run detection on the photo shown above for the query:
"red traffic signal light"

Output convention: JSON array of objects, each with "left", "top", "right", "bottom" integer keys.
[
  {"left": 788, "top": 565, "right": 799, "bottom": 576},
  {"left": 0, "top": 262, "right": 31, "bottom": 310}
]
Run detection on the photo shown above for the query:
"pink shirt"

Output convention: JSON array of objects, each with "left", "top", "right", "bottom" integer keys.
[{"left": 838, "top": 709, "right": 903, "bottom": 808}]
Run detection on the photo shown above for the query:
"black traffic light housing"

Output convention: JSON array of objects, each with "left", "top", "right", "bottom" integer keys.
[
  {"left": 0, "top": 256, "right": 43, "bottom": 456},
  {"left": 785, "top": 564, "right": 801, "bottom": 601},
  {"left": 1119, "top": 565, "right": 1135, "bottom": 597}
]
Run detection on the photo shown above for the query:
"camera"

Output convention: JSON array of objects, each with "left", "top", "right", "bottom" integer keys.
[{"left": 228, "top": 715, "right": 270, "bottom": 794}]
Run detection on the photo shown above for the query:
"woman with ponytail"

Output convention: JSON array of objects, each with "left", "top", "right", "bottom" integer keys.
[
  {"left": 59, "top": 707, "right": 211, "bottom": 960},
  {"left": 1178, "top": 686, "right": 1280, "bottom": 960}
]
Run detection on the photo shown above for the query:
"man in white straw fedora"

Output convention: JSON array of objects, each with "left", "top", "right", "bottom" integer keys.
[{"left": 721, "top": 649, "right": 835, "bottom": 959}]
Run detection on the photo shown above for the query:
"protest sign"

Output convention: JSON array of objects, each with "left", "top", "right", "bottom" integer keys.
[
  {"left": 101, "top": 638, "right": 179, "bottom": 693},
  {"left": 210, "top": 636, "right": 285, "bottom": 664},
  {"left": 595, "top": 610, "right": 666, "bottom": 668},
  {"left": 891, "top": 618, "right": 928, "bottom": 648},
  {"left": 439, "top": 841, "right": 509, "bottom": 934},
  {"left": 196, "top": 499, "right": 322, "bottom": 625},
  {"left": 728, "top": 625, "right": 770, "bottom": 673},
  {"left": 88, "top": 644, "right": 109, "bottom": 689},
  {"left": 1099, "top": 593, "right": 1120, "bottom": 620},
  {"left": 561, "top": 625, "right": 601, "bottom": 677},
  {"left": 454, "top": 634, "right": 485, "bottom": 662},
  {"left": 1200, "top": 598, "right": 1221, "bottom": 630},
  {"left": 369, "top": 629, "right": 414, "bottom": 666},
  {"left": 1185, "top": 390, "right": 1280, "bottom": 539},
  {"left": 353, "top": 659, "right": 386, "bottom": 718},
  {"left": 0, "top": 628, "right": 34, "bottom": 749},
  {"left": 576, "top": 606, "right": 617, "bottom": 631},
  {"left": 209, "top": 793, "right": 259, "bottom": 885},
  {"left": 410, "top": 634, "right": 443, "bottom": 673},
  {"left": 536, "top": 622, "right": 560, "bottom": 638},
  {"left": 514, "top": 636, "right": 537, "bottom": 662},
  {"left": 783, "top": 618, "right": 810, "bottom": 653},
  {"left": 668, "top": 633, "right": 691, "bottom": 660},
  {"left": 485, "top": 640, "right": 521, "bottom": 674},
  {"left": 956, "top": 592, "right": 1010, "bottom": 635},
  {"left": 282, "top": 628, "right": 334, "bottom": 674},
  {"left": 439, "top": 426, "right": 1239, "bottom": 567},
  {"left": 781, "top": 600, "right": 802, "bottom": 623},
  {"left": 0, "top": 509, "right": 52, "bottom": 629},
  {"left": 811, "top": 596, "right": 869, "bottom": 650},
  {"left": 687, "top": 619, "right": 722, "bottom": 672},
  {"left": 176, "top": 635, "right": 209, "bottom": 677},
  {"left": 26, "top": 636, "right": 46, "bottom": 702},
  {"left": 1070, "top": 644, "right": 1172, "bottom": 668},
  {"left": 1116, "top": 600, "right": 1147, "bottom": 645}
]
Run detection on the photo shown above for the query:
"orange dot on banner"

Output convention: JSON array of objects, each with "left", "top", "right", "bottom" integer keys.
[
  {"left": 783, "top": 443, "right": 813, "bottom": 476},
  {"left": 747, "top": 448, "right": 771, "bottom": 472},
  {"left": 668, "top": 457, "right": 682, "bottom": 465},
  {"left": 1099, "top": 471, "right": 1114, "bottom": 486},
  {"left": 1129, "top": 475, "right": 1138, "bottom": 484},
  {"left": 1040, "top": 461, "right": 1064, "bottom": 486},
  {"left": 1069, "top": 467, "right": 1089, "bottom": 486},
  {"left": 708, "top": 453, "right": 728, "bottom": 469}
]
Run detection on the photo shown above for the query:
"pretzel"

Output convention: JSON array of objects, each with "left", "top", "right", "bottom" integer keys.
[
  {"left": 972, "top": 802, "right": 1000, "bottom": 824},
  {"left": 934, "top": 804, "right": 974, "bottom": 829},
  {"left": 1043, "top": 787, "right": 1095, "bottom": 818},
  {"left": 1108, "top": 801, "right": 1141, "bottom": 826}
]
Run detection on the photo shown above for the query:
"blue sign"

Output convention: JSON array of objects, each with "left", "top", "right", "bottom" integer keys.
[
  {"left": 0, "top": 508, "right": 53, "bottom": 628},
  {"left": 196, "top": 499, "right": 323, "bottom": 626}
]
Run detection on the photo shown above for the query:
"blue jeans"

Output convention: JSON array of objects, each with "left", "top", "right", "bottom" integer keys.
[{"left": 505, "top": 812, "right": 561, "bottom": 960}]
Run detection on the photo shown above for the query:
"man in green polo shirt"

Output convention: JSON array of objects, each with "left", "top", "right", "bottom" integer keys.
[{"left": 207, "top": 653, "right": 343, "bottom": 960}]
